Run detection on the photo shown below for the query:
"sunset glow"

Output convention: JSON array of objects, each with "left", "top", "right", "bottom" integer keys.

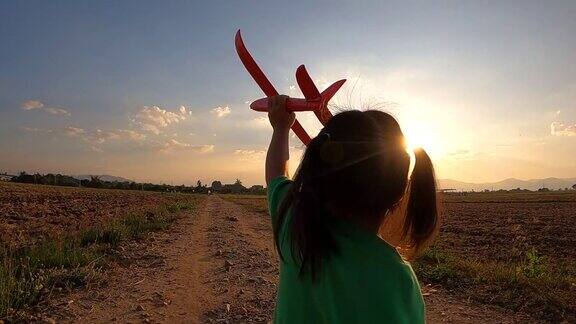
[
  {"left": 402, "top": 120, "right": 444, "bottom": 159},
  {"left": 1, "top": 1, "right": 575, "bottom": 185}
]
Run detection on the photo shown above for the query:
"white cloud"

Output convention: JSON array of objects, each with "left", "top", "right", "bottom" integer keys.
[
  {"left": 551, "top": 122, "right": 576, "bottom": 137},
  {"left": 250, "top": 116, "right": 269, "bottom": 128},
  {"left": 132, "top": 105, "right": 191, "bottom": 134},
  {"left": 234, "top": 149, "right": 266, "bottom": 161},
  {"left": 63, "top": 126, "right": 85, "bottom": 137},
  {"left": 19, "top": 126, "right": 52, "bottom": 134},
  {"left": 22, "top": 125, "right": 146, "bottom": 152},
  {"left": 160, "top": 139, "right": 214, "bottom": 154},
  {"left": 114, "top": 129, "right": 147, "bottom": 141},
  {"left": 21, "top": 100, "right": 44, "bottom": 110},
  {"left": 84, "top": 129, "right": 146, "bottom": 144},
  {"left": 85, "top": 129, "right": 118, "bottom": 144},
  {"left": 88, "top": 145, "right": 103, "bottom": 153},
  {"left": 211, "top": 106, "right": 231, "bottom": 118},
  {"left": 21, "top": 100, "right": 71, "bottom": 116},
  {"left": 44, "top": 107, "right": 71, "bottom": 116}
]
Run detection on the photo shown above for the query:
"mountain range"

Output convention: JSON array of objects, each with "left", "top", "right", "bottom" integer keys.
[{"left": 439, "top": 177, "right": 576, "bottom": 191}]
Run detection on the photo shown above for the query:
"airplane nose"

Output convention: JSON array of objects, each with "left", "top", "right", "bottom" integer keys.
[{"left": 249, "top": 98, "right": 269, "bottom": 112}]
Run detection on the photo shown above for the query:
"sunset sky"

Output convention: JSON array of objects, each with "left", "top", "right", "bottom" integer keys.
[{"left": 1, "top": 1, "right": 575, "bottom": 186}]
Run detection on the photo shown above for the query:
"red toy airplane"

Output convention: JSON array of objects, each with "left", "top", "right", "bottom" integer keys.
[{"left": 235, "top": 30, "right": 346, "bottom": 145}]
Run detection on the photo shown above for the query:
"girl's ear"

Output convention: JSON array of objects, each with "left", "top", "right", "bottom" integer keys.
[{"left": 403, "top": 148, "right": 439, "bottom": 255}]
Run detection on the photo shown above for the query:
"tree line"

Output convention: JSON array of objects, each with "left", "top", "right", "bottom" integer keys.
[{"left": 7, "top": 172, "right": 266, "bottom": 195}]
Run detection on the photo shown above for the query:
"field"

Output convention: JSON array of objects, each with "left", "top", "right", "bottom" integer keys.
[
  {"left": 225, "top": 191, "right": 576, "bottom": 322},
  {"left": 0, "top": 182, "right": 200, "bottom": 321},
  {"left": 441, "top": 191, "right": 576, "bottom": 262},
  {"left": 1, "top": 182, "right": 575, "bottom": 322},
  {"left": 0, "top": 182, "right": 198, "bottom": 249},
  {"left": 421, "top": 191, "right": 576, "bottom": 321}
]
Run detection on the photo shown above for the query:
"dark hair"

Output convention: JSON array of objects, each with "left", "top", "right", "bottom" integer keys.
[{"left": 274, "top": 110, "right": 439, "bottom": 279}]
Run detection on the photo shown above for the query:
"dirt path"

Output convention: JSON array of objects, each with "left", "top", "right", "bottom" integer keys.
[{"left": 43, "top": 195, "right": 536, "bottom": 323}]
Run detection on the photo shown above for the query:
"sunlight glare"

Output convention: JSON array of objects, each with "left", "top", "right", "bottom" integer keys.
[{"left": 402, "top": 121, "right": 443, "bottom": 159}]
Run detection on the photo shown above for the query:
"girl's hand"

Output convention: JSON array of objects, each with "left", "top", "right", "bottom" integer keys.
[{"left": 268, "top": 95, "right": 295, "bottom": 131}]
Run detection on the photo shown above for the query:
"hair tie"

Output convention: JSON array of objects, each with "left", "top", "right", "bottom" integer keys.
[{"left": 319, "top": 132, "right": 331, "bottom": 142}]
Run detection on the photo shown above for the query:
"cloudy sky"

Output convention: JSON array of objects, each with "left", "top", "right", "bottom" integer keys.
[{"left": 1, "top": 1, "right": 575, "bottom": 185}]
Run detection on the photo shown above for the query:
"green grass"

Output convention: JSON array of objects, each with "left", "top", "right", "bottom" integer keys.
[
  {"left": 221, "top": 194, "right": 268, "bottom": 213},
  {"left": 413, "top": 247, "right": 576, "bottom": 321},
  {"left": 0, "top": 200, "right": 196, "bottom": 319}
]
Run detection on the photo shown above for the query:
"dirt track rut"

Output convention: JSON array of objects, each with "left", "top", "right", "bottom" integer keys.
[{"left": 44, "top": 195, "right": 535, "bottom": 323}]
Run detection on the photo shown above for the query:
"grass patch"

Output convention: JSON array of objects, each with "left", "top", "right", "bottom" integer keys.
[
  {"left": 0, "top": 200, "right": 195, "bottom": 319},
  {"left": 414, "top": 247, "right": 576, "bottom": 321},
  {"left": 221, "top": 194, "right": 268, "bottom": 214}
]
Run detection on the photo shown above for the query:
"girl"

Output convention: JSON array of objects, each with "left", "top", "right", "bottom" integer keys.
[{"left": 266, "top": 95, "right": 439, "bottom": 323}]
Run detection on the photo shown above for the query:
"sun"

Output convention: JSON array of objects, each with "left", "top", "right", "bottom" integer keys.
[{"left": 402, "top": 122, "right": 444, "bottom": 158}]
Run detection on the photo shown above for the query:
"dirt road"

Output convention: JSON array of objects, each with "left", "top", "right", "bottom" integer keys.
[{"left": 43, "top": 195, "right": 535, "bottom": 323}]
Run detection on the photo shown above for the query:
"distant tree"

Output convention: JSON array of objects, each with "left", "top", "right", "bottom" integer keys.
[
  {"left": 211, "top": 181, "right": 222, "bottom": 191},
  {"left": 88, "top": 176, "right": 104, "bottom": 188},
  {"left": 12, "top": 171, "right": 35, "bottom": 183},
  {"left": 248, "top": 185, "right": 265, "bottom": 195},
  {"left": 192, "top": 180, "right": 210, "bottom": 194},
  {"left": 220, "top": 179, "right": 247, "bottom": 194},
  {"left": 537, "top": 187, "right": 550, "bottom": 192},
  {"left": 43, "top": 173, "right": 56, "bottom": 185},
  {"left": 9, "top": 171, "right": 236, "bottom": 195}
]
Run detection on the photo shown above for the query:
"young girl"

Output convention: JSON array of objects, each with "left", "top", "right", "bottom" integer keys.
[{"left": 266, "top": 95, "right": 439, "bottom": 323}]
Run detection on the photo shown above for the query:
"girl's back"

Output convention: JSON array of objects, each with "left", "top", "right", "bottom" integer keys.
[
  {"left": 269, "top": 176, "right": 425, "bottom": 324},
  {"left": 264, "top": 97, "right": 438, "bottom": 323}
]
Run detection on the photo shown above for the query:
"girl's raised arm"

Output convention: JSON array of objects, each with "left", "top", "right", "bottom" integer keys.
[{"left": 265, "top": 95, "right": 295, "bottom": 185}]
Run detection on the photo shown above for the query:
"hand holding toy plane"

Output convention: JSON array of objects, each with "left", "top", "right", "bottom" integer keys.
[{"left": 235, "top": 30, "right": 346, "bottom": 145}]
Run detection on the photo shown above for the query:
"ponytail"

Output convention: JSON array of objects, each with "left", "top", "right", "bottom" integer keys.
[
  {"left": 403, "top": 148, "right": 439, "bottom": 255},
  {"left": 275, "top": 136, "right": 339, "bottom": 281}
]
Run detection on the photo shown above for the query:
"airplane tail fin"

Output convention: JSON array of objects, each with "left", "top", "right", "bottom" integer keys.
[
  {"left": 296, "top": 65, "right": 346, "bottom": 125},
  {"left": 321, "top": 79, "right": 346, "bottom": 102},
  {"left": 296, "top": 65, "right": 321, "bottom": 100},
  {"left": 317, "top": 79, "right": 346, "bottom": 125}
]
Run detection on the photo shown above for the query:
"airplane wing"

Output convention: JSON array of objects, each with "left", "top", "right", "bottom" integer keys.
[
  {"left": 235, "top": 30, "right": 278, "bottom": 97},
  {"left": 235, "top": 30, "right": 311, "bottom": 145},
  {"left": 295, "top": 65, "right": 321, "bottom": 100}
]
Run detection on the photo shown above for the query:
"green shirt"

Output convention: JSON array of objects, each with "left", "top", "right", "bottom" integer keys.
[{"left": 267, "top": 176, "right": 426, "bottom": 324}]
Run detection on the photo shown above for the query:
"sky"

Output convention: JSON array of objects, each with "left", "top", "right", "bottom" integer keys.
[{"left": 1, "top": 1, "right": 575, "bottom": 186}]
